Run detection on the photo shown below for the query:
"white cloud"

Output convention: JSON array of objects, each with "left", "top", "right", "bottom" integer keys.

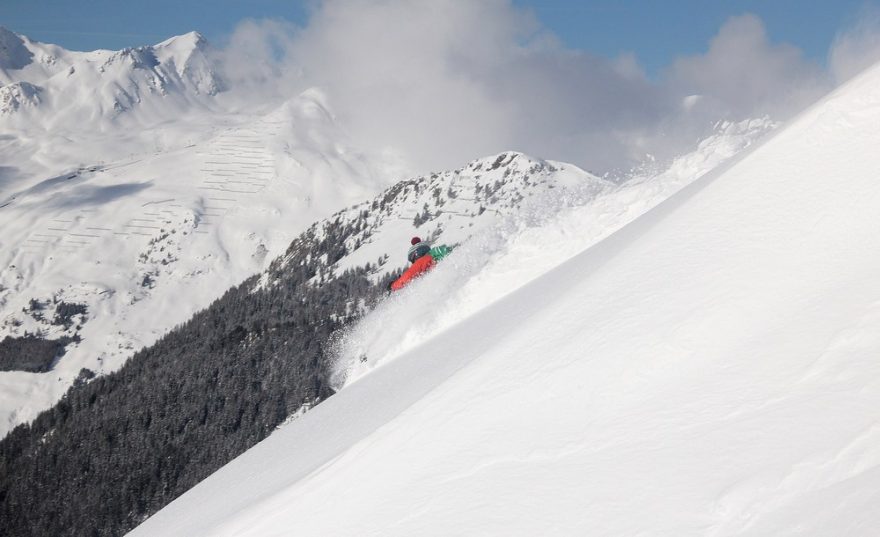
[
  {"left": 272, "top": 0, "right": 676, "bottom": 173},
  {"left": 829, "top": 5, "right": 880, "bottom": 83},
  {"left": 668, "top": 14, "right": 830, "bottom": 119},
  {"left": 213, "top": 2, "right": 848, "bottom": 176}
]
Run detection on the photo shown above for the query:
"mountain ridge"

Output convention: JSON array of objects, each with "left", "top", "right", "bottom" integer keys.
[{"left": 0, "top": 27, "right": 221, "bottom": 121}]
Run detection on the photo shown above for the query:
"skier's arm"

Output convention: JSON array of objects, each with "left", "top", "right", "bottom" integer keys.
[{"left": 429, "top": 245, "right": 451, "bottom": 260}]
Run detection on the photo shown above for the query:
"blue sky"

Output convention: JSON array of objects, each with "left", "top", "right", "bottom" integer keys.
[
  {"left": 518, "top": 0, "right": 870, "bottom": 73},
  {"left": 0, "top": 0, "right": 873, "bottom": 75}
]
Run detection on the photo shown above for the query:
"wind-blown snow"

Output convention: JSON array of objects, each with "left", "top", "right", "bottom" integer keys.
[{"left": 129, "top": 56, "right": 880, "bottom": 537}]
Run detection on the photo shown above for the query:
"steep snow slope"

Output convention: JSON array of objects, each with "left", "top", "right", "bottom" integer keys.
[{"left": 130, "top": 62, "right": 880, "bottom": 536}]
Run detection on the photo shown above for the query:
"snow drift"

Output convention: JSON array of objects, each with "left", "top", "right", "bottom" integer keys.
[{"left": 129, "top": 50, "right": 880, "bottom": 537}]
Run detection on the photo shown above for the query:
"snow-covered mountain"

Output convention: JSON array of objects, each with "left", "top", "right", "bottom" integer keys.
[
  {"left": 0, "top": 98, "right": 778, "bottom": 537},
  {"left": 0, "top": 89, "right": 389, "bottom": 435},
  {"left": 0, "top": 29, "right": 775, "bottom": 438},
  {"left": 128, "top": 59, "right": 880, "bottom": 537},
  {"left": 0, "top": 27, "right": 398, "bottom": 436},
  {"left": 0, "top": 26, "right": 220, "bottom": 122},
  {"left": 1, "top": 146, "right": 614, "bottom": 537},
  {"left": 0, "top": 118, "right": 769, "bottom": 437},
  {"left": 0, "top": 26, "right": 798, "bottom": 537},
  {"left": 0, "top": 27, "right": 234, "bottom": 205}
]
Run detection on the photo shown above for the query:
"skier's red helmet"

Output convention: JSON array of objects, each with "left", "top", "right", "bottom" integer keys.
[{"left": 410, "top": 236, "right": 422, "bottom": 245}]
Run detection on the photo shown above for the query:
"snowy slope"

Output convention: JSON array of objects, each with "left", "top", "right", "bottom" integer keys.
[{"left": 129, "top": 62, "right": 880, "bottom": 536}]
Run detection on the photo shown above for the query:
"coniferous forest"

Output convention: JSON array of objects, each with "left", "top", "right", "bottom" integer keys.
[{"left": 0, "top": 216, "right": 399, "bottom": 537}]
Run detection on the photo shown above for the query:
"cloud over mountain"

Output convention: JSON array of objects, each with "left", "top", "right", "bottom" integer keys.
[{"left": 211, "top": 0, "right": 841, "bottom": 175}]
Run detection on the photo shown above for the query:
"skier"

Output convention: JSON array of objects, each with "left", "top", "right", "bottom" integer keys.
[{"left": 389, "top": 236, "right": 451, "bottom": 291}]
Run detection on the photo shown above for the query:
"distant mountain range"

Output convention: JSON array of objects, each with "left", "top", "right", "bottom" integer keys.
[{"left": 0, "top": 27, "right": 220, "bottom": 120}]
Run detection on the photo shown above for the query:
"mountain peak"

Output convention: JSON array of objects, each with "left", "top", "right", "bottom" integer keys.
[
  {"left": 0, "top": 25, "right": 20, "bottom": 40},
  {"left": 0, "top": 81, "right": 42, "bottom": 114},
  {"left": 0, "top": 26, "right": 33, "bottom": 71},
  {"left": 151, "top": 30, "right": 222, "bottom": 95},
  {"left": 155, "top": 31, "right": 208, "bottom": 53},
  {"left": 464, "top": 151, "right": 568, "bottom": 177}
]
